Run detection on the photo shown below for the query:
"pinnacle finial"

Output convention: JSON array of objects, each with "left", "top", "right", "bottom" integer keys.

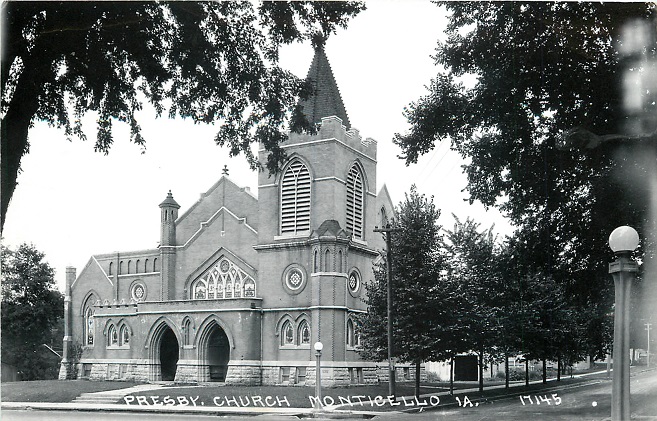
[{"left": 222, "top": 165, "right": 229, "bottom": 176}]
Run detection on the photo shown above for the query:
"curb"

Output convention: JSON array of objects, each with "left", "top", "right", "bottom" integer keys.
[{"left": 0, "top": 401, "right": 389, "bottom": 418}]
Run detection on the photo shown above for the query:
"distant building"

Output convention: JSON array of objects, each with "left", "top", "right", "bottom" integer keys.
[{"left": 59, "top": 45, "right": 396, "bottom": 385}]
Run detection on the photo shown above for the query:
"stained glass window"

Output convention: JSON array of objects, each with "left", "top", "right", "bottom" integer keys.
[{"left": 190, "top": 257, "right": 256, "bottom": 300}]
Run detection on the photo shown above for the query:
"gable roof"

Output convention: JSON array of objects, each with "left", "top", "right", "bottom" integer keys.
[{"left": 298, "top": 45, "right": 351, "bottom": 129}]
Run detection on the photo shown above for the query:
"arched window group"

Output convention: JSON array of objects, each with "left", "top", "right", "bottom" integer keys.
[
  {"left": 191, "top": 257, "right": 256, "bottom": 300},
  {"left": 346, "top": 163, "right": 364, "bottom": 240},
  {"left": 113, "top": 258, "right": 158, "bottom": 275},
  {"left": 280, "top": 159, "right": 311, "bottom": 235},
  {"left": 279, "top": 317, "right": 311, "bottom": 347},
  {"left": 106, "top": 322, "right": 131, "bottom": 348},
  {"left": 182, "top": 317, "right": 193, "bottom": 346}
]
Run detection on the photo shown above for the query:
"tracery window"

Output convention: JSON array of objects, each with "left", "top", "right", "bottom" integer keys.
[
  {"left": 280, "top": 159, "right": 311, "bottom": 235},
  {"left": 281, "top": 320, "right": 294, "bottom": 346},
  {"left": 108, "top": 324, "right": 118, "bottom": 346},
  {"left": 120, "top": 325, "right": 130, "bottom": 346},
  {"left": 298, "top": 320, "right": 311, "bottom": 345},
  {"left": 191, "top": 257, "right": 257, "bottom": 300}
]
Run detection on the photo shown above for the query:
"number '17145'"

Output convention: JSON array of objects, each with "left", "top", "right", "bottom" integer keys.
[{"left": 519, "top": 394, "right": 561, "bottom": 406}]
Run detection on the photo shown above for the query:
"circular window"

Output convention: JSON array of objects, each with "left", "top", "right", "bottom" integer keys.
[
  {"left": 348, "top": 270, "right": 361, "bottom": 297},
  {"left": 220, "top": 260, "right": 230, "bottom": 273},
  {"left": 282, "top": 265, "right": 307, "bottom": 295},
  {"left": 131, "top": 282, "right": 146, "bottom": 301}
]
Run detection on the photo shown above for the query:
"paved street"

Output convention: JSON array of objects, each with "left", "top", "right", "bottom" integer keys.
[{"left": 3, "top": 370, "right": 657, "bottom": 420}]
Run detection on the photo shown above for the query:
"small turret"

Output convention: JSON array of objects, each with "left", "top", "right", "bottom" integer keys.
[{"left": 159, "top": 190, "right": 180, "bottom": 247}]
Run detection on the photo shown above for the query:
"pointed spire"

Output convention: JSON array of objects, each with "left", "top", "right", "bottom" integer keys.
[{"left": 297, "top": 43, "right": 351, "bottom": 129}]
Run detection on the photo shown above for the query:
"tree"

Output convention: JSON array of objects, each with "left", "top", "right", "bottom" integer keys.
[
  {"left": 359, "top": 186, "right": 448, "bottom": 398},
  {"left": 0, "top": 1, "right": 364, "bottom": 231},
  {"left": 394, "top": 2, "right": 656, "bottom": 360},
  {"left": 443, "top": 216, "right": 500, "bottom": 392},
  {"left": 1, "top": 243, "right": 64, "bottom": 380}
]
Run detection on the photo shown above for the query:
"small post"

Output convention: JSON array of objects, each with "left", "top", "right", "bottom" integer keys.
[{"left": 314, "top": 342, "right": 323, "bottom": 411}]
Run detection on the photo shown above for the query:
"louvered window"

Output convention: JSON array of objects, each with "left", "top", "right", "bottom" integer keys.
[
  {"left": 346, "top": 164, "right": 364, "bottom": 240},
  {"left": 280, "top": 159, "right": 311, "bottom": 234}
]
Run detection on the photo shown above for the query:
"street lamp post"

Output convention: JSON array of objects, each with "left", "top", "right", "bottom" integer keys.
[
  {"left": 608, "top": 225, "right": 640, "bottom": 421},
  {"left": 314, "top": 341, "right": 323, "bottom": 411}
]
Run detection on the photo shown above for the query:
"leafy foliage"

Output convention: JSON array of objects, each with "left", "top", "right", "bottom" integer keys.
[
  {"left": 1, "top": 243, "right": 64, "bottom": 380},
  {"left": 0, "top": 1, "right": 364, "bottom": 230},
  {"left": 359, "top": 186, "right": 449, "bottom": 393},
  {"left": 394, "top": 1, "right": 656, "bottom": 359}
]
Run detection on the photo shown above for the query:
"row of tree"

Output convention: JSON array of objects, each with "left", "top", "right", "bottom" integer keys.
[{"left": 359, "top": 187, "right": 613, "bottom": 398}]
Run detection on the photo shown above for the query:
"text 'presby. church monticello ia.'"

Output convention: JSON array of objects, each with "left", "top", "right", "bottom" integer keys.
[{"left": 59, "top": 44, "right": 406, "bottom": 386}]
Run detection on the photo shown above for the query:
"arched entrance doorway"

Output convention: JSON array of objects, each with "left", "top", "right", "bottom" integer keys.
[
  {"left": 160, "top": 327, "right": 179, "bottom": 381},
  {"left": 207, "top": 325, "right": 230, "bottom": 381}
]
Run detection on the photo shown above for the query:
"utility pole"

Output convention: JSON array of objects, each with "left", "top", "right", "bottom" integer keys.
[
  {"left": 646, "top": 323, "right": 652, "bottom": 367},
  {"left": 374, "top": 224, "right": 401, "bottom": 400}
]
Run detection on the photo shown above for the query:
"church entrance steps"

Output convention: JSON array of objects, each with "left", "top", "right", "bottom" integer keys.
[{"left": 72, "top": 384, "right": 164, "bottom": 404}]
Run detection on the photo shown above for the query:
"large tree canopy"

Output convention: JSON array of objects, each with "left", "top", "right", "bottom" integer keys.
[
  {"left": 0, "top": 1, "right": 364, "bottom": 231},
  {"left": 1, "top": 243, "right": 64, "bottom": 380},
  {"left": 394, "top": 2, "right": 656, "bottom": 356}
]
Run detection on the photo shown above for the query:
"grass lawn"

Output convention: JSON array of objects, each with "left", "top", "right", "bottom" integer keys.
[{"left": 1, "top": 380, "right": 144, "bottom": 403}]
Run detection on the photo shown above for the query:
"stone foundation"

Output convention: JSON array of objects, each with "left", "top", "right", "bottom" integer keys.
[
  {"left": 63, "top": 359, "right": 389, "bottom": 385},
  {"left": 58, "top": 362, "right": 77, "bottom": 380}
]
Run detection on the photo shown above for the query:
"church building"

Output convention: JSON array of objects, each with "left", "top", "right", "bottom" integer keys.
[{"left": 59, "top": 46, "right": 396, "bottom": 385}]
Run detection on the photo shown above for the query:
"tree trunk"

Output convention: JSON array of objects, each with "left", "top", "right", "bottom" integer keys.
[
  {"left": 505, "top": 350, "right": 509, "bottom": 389},
  {"left": 450, "top": 356, "right": 454, "bottom": 395},
  {"left": 478, "top": 348, "right": 484, "bottom": 392},
  {"left": 525, "top": 359, "right": 529, "bottom": 386},
  {"left": 414, "top": 359, "right": 421, "bottom": 399},
  {"left": 542, "top": 357, "right": 547, "bottom": 384},
  {"left": 557, "top": 355, "right": 561, "bottom": 382}
]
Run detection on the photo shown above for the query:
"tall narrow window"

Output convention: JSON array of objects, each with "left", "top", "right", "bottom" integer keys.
[
  {"left": 346, "top": 318, "right": 355, "bottom": 347},
  {"left": 120, "top": 325, "right": 130, "bottom": 346},
  {"left": 108, "top": 324, "right": 118, "bottom": 346},
  {"left": 338, "top": 250, "right": 343, "bottom": 273},
  {"left": 298, "top": 320, "right": 311, "bottom": 345},
  {"left": 135, "top": 260, "right": 140, "bottom": 274},
  {"left": 108, "top": 262, "right": 113, "bottom": 276},
  {"left": 84, "top": 305, "right": 95, "bottom": 346},
  {"left": 182, "top": 318, "right": 191, "bottom": 346},
  {"left": 144, "top": 259, "right": 149, "bottom": 272},
  {"left": 281, "top": 320, "right": 294, "bottom": 346},
  {"left": 280, "top": 159, "right": 311, "bottom": 235},
  {"left": 346, "top": 164, "right": 364, "bottom": 240}
]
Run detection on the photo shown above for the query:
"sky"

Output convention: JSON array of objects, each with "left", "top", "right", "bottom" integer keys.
[{"left": 2, "top": 0, "right": 514, "bottom": 291}]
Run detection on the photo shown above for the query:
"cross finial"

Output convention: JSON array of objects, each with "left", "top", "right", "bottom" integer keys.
[{"left": 222, "top": 165, "right": 229, "bottom": 176}]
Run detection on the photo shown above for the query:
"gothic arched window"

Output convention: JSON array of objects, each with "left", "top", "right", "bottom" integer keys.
[
  {"left": 346, "top": 164, "right": 364, "bottom": 240},
  {"left": 280, "top": 159, "right": 311, "bottom": 235},
  {"left": 281, "top": 320, "right": 294, "bottom": 346},
  {"left": 120, "top": 325, "right": 130, "bottom": 346},
  {"left": 346, "top": 318, "right": 355, "bottom": 347},
  {"left": 324, "top": 249, "right": 331, "bottom": 272},
  {"left": 190, "top": 257, "right": 257, "bottom": 300},
  {"left": 108, "top": 324, "right": 118, "bottom": 346},
  {"left": 84, "top": 305, "right": 95, "bottom": 346},
  {"left": 298, "top": 320, "right": 311, "bottom": 345},
  {"left": 182, "top": 318, "right": 192, "bottom": 346}
]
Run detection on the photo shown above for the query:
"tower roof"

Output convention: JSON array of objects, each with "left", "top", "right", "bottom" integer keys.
[
  {"left": 298, "top": 45, "right": 351, "bottom": 129},
  {"left": 159, "top": 190, "right": 180, "bottom": 209}
]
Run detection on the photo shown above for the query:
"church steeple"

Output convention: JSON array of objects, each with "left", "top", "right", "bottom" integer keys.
[{"left": 298, "top": 42, "right": 351, "bottom": 129}]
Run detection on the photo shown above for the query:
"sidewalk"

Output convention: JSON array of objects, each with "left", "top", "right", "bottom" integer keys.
[{"left": 3, "top": 367, "right": 654, "bottom": 418}]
